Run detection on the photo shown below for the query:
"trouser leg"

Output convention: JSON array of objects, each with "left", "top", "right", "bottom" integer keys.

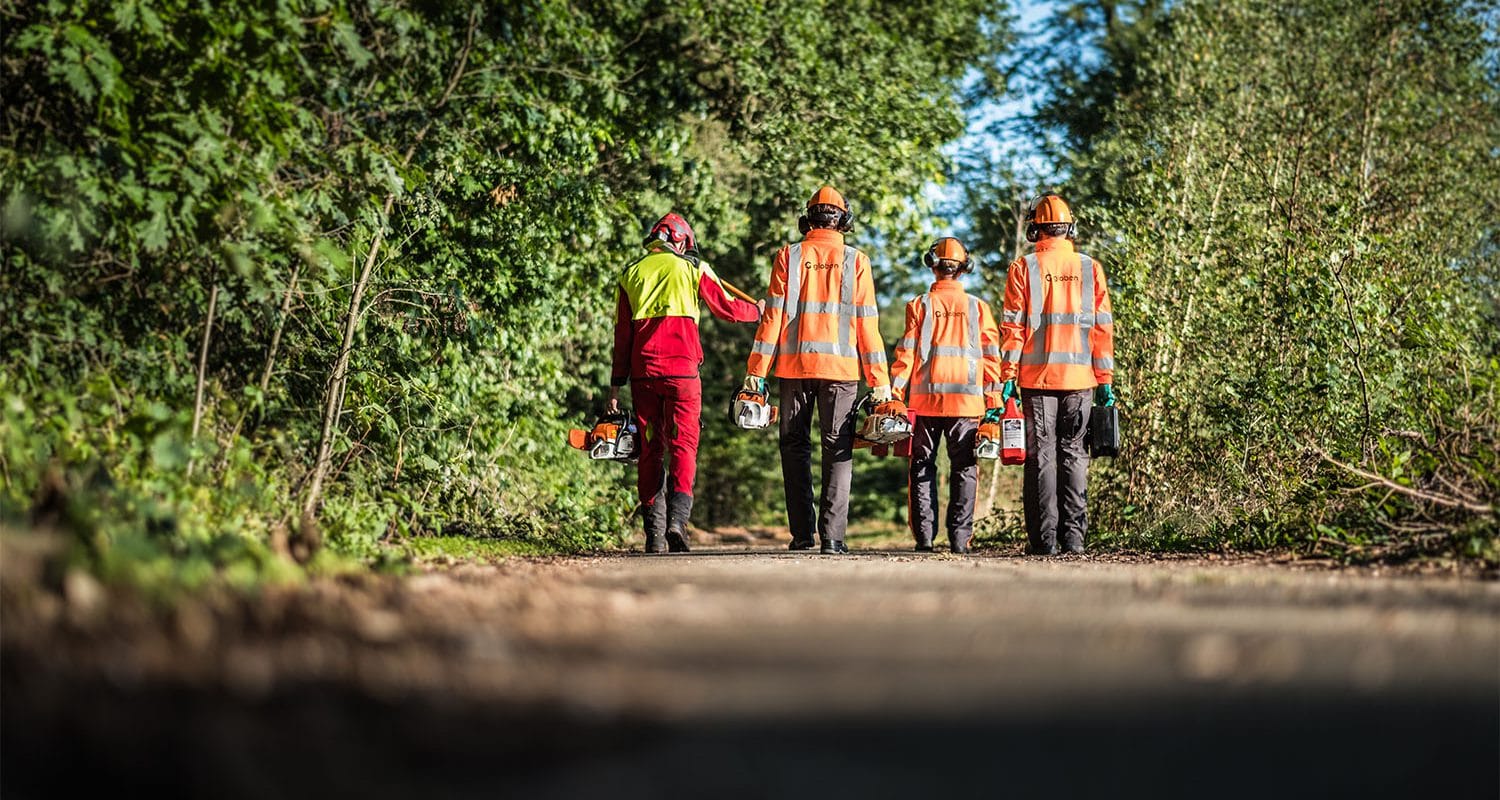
[
  {"left": 661, "top": 378, "right": 701, "bottom": 497},
  {"left": 656, "top": 378, "right": 701, "bottom": 553},
  {"left": 816, "top": 380, "right": 858, "bottom": 545},
  {"left": 631, "top": 379, "right": 669, "bottom": 552},
  {"left": 1056, "top": 389, "right": 1091, "bottom": 553},
  {"left": 778, "top": 378, "right": 818, "bottom": 544},
  {"left": 945, "top": 416, "right": 980, "bottom": 551},
  {"left": 1023, "top": 391, "right": 1060, "bottom": 554},
  {"left": 907, "top": 415, "right": 942, "bottom": 547}
]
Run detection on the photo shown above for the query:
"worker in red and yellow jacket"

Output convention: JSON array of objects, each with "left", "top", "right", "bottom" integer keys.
[
  {"left": 890, "top": 237, "right": 1004, "bottom": 554},
  {"left": 744, "top": 186, "right": 890, "bottom": 554},
  {"left": 611, "top": 213, "right": 762, "bottom": 553},
  {"left": 998, "top": 195, "right": 1115, "bottom": 555}
]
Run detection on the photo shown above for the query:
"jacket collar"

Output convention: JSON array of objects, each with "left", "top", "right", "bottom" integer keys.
[
  {"left": 929, "top": 277, "right": 966, "bottom": 292},
  {"left": 802, "top": 228, "right": 845, "bottom": 246},
  {"left": 1033, "top": 236, "right": 1075, "bottom": 255}
]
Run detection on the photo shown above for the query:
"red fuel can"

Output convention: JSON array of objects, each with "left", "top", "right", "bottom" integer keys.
[{"left": 1001, "top": 397, "right": 1026, "bottom": 465}]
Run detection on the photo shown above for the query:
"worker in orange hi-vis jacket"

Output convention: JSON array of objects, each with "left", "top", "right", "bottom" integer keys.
[
  {"left": 998, "top": 195, "right": 1116, "bottom": 556},
  {"left": 889, "top": 237, "right": 1004, "bottom": 554},
  {"left": 743, "top": 186, "right": 891, "bottom": 555}
]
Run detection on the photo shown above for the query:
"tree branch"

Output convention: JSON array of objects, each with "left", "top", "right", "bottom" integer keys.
[{"left": 1314, "top": 447, "right": 1494, "bottom": 516}]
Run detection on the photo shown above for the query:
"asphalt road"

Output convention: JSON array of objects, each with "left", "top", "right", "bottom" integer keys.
[{"left": 4, "top": 548, "right": 1498, "bottom": 798}]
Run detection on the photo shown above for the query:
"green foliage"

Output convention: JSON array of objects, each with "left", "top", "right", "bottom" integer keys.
[
  {"left": 1032, "top": 0, "right": 1500, "bottom": 558},
  {"left": 0, "top": 1, "right": 1011, "bottom": 581}
]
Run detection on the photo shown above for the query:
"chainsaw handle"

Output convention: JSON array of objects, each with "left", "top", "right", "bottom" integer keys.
[{"left": 718, "top": 277, "right": 759, "bottom": 305}]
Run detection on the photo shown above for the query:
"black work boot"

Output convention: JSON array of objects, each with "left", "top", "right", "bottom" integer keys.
[
  {"left": 820, "top": 539, "right": 849, "bottom": 555},
  {"left": 949, "top": 535, "right": 972, "bottom": 555},
  {"left": 665, "top": 491, "right": 693, "bottom": 553},
  {"left": 788, "top": 538, "right": 817, "bottom": 551},
  {"left": 1061, "top": 536, "right": 1086, "bottom": 555},
  {"left": 642, "top": 488, "right": 668, "bottom": 553},
  {"left": 1028, "top": 535, "right": 1059, "bottom": 556},
  {"left": 914, "top": 540, "right": 934, "bottom": 553}
]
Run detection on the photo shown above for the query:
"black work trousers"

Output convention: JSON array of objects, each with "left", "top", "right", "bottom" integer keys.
[
  {"left": 1022, "top": 389, "right": 1091, "bottom": 553},
  {"left": 908, "top": 415, "right": 980, "bottom": 549},
  {"left": 778, "top": 379, "right": 858, "bottom": 545}
]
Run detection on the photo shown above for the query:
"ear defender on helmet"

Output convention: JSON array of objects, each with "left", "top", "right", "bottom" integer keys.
[
  {"left": 923, "top": 237, "right": 972, "bottom": 275},
  {"left": 1025, "top": 194, "right": 1077, "bottom": 242},
  {"left": 799, "top": 186, "right": 854, "bottom": 234}
]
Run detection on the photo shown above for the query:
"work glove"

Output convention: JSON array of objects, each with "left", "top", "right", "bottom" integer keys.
[
  {"left": 982, "top": 406, "right": 1002, "bottom": 424},
  {"left": 1095, "top": 383, "right": 1116, "bottom": 407},
  {"left": 742, "top": 374, "right": 766, "bottom": 395},
  {"left": 871, "top": 384, "right": 893, "bottom": 404},
  {"left": 1000, "top": 379, "right": 1018, "bottom": 405}
]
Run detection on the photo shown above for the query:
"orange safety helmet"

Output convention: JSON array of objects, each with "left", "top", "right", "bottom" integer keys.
[
  {"left": 1026, "top": 194, "right": 1077, "bottom": 242},
  {"left": 923, "top": 236, "right": 972, "bottom": 275},
  {"left": 799, "top": 185, "right": 853, "bottom": 234}
]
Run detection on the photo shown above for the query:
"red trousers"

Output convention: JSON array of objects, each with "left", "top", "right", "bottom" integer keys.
[{"left": 631, "top": 377, "right": 701, "bottom": 507}]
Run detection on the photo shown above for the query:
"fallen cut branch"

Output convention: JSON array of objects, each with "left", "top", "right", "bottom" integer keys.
[{"left": 1314, "top": 447, "right": 1494, "bottom": 516}]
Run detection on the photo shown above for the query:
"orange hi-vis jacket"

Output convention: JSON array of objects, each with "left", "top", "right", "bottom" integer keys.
[
  {"left": 890, "top": 278, "right": 1004, "bottom": 417},
  {"left": 746, "top": 228, "right": 890, "bottom": 386},
  {"left": 999, "top": 237, "right": 1114, "bottom": 391}
]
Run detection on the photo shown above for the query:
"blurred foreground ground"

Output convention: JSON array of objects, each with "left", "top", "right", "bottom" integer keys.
[{"left": 3, "top": 537, "right": 1497, "bottom": 798}]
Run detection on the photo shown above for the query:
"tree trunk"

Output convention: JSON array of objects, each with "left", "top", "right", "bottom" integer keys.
[
  {"left": 185, "top": 280, "right": 219, "bottom": 478},
  {"left": 294, "top": 10, "right": 480, "bottom": 559}
]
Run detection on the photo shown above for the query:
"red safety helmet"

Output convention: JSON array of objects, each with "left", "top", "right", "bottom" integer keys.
[{"left": 643, "top": 213, "right": 697, "bottom": 256}]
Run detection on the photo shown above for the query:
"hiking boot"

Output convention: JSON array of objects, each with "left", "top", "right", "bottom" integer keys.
[
  {"left": 788, "top": 538, "right": 817, "bottom": 551},
  {"left": 820, "top": 540, "right": 850, "bottom": 555},
  {"left": 665, "top": 491, "right": 693, "bottom": 553},
  {"left": 949, "top": 540, "right": 971, "bottom": 555},
  {"left": 642, "top": 490, "right": 668, "bottom": 553},
  {"left": 1028, "top": 539, "right": 1059, "bottom": 556},
  {"left": 914, "top": 541, "right": 934, "bottom": 553}
]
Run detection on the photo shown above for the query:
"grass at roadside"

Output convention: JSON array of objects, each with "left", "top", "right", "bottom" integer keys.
[{"left": 401, "top": 535, "right": 581, "bottom": 563}]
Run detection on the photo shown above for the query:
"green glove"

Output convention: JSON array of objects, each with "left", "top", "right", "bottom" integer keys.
[
  {"left": 742, "top": 374, "right": 766, "bottom": 395},
  {"left": 1095, "top": 383, "right": 1116, "bottom": 407},
  {"left": 982, "top": 406, "right": 1002, "bottom": 424},
  {"left": 1000, "top": 379, "right": 1018, "bottom": 405}
]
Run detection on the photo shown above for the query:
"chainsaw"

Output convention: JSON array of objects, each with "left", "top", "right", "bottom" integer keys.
[
  {"left": 855, "top": 394, "right": 913, "bottom": 445},
  {"left": 731, "top": 386, "right": 778, "bottom": 430},
  {"left": 566, "top": 410, "right": 640, "bottom": 462}
]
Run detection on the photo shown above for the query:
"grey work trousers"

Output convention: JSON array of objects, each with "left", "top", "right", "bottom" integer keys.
[
  {"left": 1022, "top": 389, "right": 1092, "bottom": 553},
  {"left": 908, "top": 415, "right": 980, "bottom": 549},
  {"left": 778, "top": 379, "right": 858, "bottom": 545}
]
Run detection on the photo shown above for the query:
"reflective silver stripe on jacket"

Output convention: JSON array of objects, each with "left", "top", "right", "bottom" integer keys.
[
  {"left": 782, "top": 243, "right": 803, "bottom": 356},
  {"left": 927, "top": 383, "right": 983, "bottom": 396},
  {"left": 837, "top": 245, "right": 856, "bottom": 356},
  {"left": 913, "top": 292, "right": 982, "bottom": 399},
  {"left": 785, "top": 244, "right": 863, "bottom": 358},
  {"left": 1021, "top": 251, "right": 1102, "bottom": 366}
]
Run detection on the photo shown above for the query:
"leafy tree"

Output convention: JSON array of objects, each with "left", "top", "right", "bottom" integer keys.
[{"left": 0, "top": 0, "right": 1013, "bottom": 581}]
